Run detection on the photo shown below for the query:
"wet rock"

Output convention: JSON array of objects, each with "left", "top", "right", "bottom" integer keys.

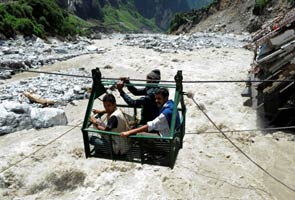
[
  {"left": 4, "top": 101, "right": 30, "bottom": 114},
  {"left": 86, "top": 45, "right": 98, "bottom": 51},
  {"left": 89, "top": 32, "right": 102, "bottom": 40},
  {"left": 31, "top": 107, "right": 68, "bottom": 129},
  {"left": 0, "top": 102, "right": 32, "bottom": 135},
  {"left": 0, "top": 68, "right": 92, "bottom": 106},
  {"left": 121, "top": 33, "right": 250, "bottom": 52},
  {"left": 104, "top": 65, "right": 113, "bottom": 69}
]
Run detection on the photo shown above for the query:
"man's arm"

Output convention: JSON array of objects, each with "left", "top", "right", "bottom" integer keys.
[
  {"left": 147, "top": 114, "right": 169, "bottom": 137},
  {"left": 117, "top": 80, "right": 147, "bottom": 107},
  {"left": 119, "top": 90, "right": 146, "bottom": 107},
  {"left": 120, "top": 114, "right": 169, "bottom": 137},
  {"left": 126, "top": 85, "right": 147, "bottom": 96},
  {"left": 120, "top": 125, "right": 148, "bottom": 137},
  {"left": 91, "top": 116, "right": 118, "bottom": 131},
  {"left": 121, "top": 78, "right": 147, "bottom": 96}
]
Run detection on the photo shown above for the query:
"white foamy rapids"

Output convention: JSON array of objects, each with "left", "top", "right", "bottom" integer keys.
[{"left": 0, "top": 34, "right": 294, "bottom": 200}]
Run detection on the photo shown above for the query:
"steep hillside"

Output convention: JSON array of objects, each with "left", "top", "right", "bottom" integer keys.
[
  {"left": 170, "top": 0, "right": 295, "bottom": 34},
  {"left": 60, "top": 0, "right": 214, "bottom": 31},
  {"left": 0, "top": 0, "right": 216, "bottom": 36},
  {"left": 0, "top": 0, "right": 92, "bottom": 39}
]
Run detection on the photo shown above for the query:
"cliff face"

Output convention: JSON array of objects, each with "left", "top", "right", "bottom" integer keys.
[
  {"left": 134, "top": 0, "right": 191, "bottom": 30},
  {"left": 170, "top": 0, "right": 295, "bottom": 34},
  {"left": 57, "top": 0, "right": 103, "bottom": 20}
]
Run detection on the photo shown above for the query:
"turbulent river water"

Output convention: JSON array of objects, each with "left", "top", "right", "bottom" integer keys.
[{"left": 0, "top": 34, "right": 294, "bottom": 200}]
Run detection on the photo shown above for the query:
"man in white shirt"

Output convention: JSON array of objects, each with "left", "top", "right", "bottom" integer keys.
[{"left": 120, "top": 88, "right": 180, "bottom": 138}]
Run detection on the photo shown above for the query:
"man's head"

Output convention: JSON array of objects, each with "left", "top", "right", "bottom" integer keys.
[
  {"left": 146, "top": 69, "right": 161, "bottom": 84},
  {"left": 102, "top": 94, "right": 116, "bottom": 114},
  {"left": 155, "top": 88, "right": 169, "bottom": 107}
]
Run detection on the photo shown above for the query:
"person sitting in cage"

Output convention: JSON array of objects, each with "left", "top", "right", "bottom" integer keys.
[
  {"left": 117, "top": 69, "right": 161, "bottom": 126},
  {"left": 89, "top": 93, "right": 130, "bottom": 155},
  {"left": 120, "top": 88, "right": 180, "bottom": 138}
]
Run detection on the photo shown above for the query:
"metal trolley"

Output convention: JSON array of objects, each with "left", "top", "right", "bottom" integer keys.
[{"left": 81, "top": 68, "right": 186, "bottom": 168}]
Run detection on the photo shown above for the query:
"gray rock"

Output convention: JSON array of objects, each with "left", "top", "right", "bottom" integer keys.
[
  {"left": 0, "top": 36, "right": 103, "bottom": 80},
  {"left": 31, "top": 107, "right": 68, "bottom": 129},
  {"left": 17, "top": 115, "right": 32, "bottom": 131},
  {"left": 86, "top": 45, "right": 98, "bottom": 51},
  {"left": 0, "top": 103, "right": 31, "bottom": 135},
  {"left": 4, "top": 102, "right": 31, "bottom": 114}
]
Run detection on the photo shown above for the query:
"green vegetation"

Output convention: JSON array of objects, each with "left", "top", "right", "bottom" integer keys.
[
  {"left": 255, "top": 0, "right": 269, "bottom": 8},
  {"left": 169, "top": 12, "right": 193, "bottom": 33},
  {"left": 168, "top": 1, "right": 217, "bottom": 33},
  {"left": 253, "top": 0, "right": 270, "bottom": 15},
  {"left": 0, "top": 0, "right": 92, "bottom": 38},
  {"left": 102, "top": 2, "right": 159, "bottom": 32}
]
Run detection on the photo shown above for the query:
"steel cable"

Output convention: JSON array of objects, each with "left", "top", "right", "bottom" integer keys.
[
  {"left": 186, "top": 93, "right": 295, "bottom": 193},
  {"left": 0, "top": 67, "right": 294, "bottom": 83},
  {"left": 0, "top": 121, "right": 82, "bottom": 174}
]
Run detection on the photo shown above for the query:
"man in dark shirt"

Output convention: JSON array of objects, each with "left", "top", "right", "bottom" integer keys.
[{"left": 117, "top": 69, "right": 161, "bottom": 125}]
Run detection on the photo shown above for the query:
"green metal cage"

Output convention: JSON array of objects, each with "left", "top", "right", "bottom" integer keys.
[{"left": 81, "top": 68, "right": 186, "bottom": 168}]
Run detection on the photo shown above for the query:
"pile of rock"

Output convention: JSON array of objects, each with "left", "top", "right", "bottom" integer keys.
[
  {"left": 0, "top": 68, "right": 92, "bottom": 106},
  {"left": 0, "top": 68, "right": 92, "bottom": 135},
  {"left": 242, "top": 8, "right": 295, "bottom": 125},
  {"left": 120, "top": 32, "right": 250, "bottom": 52},
  {"left": 0, "top": 35, "right": 106, "bottom": 80},
  {"left": 0, "top": 101, "right": 67, "bottom": 135}
]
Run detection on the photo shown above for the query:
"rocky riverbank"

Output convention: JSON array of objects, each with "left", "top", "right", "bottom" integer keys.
[
  {"left": 120, "top": 32, "right": 251, "bottom": 52},
  {"left": 0, "top": 35, "right": 105, "bottom": 134},
  {"left": 0, "top": 35, "right": 105, "bottom": 80}
]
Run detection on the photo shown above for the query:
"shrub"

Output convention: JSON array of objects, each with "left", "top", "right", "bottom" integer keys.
[
  {"left": 16, "top": 18, "right": 34, "bottom": 36},
  {"left": 169, "top": 12, "right": 191, "bottom": 33},
  {"left": 0, "top": 0, "right": 91, "bottom": 38},
  {"left": 253, "top": 0, "right": 269, "bottom": 15}
]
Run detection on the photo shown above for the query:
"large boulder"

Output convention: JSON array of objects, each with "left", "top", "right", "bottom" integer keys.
[
  {"left": 31, "top": 107, "right": 68, "bottom": 129},
  {"left": 0, "top": 102, "right": 32, "bottom": 135},
  {"left": 0, "top": 102, "right": 68, "bottom": 135}
]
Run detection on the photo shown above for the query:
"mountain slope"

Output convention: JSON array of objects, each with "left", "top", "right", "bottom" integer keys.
[
  {"left": 0, "top": 0, "right": 92, "bottom": 39},
  {"left": 170, "top": 0, "right": 295, "bottom": 34},
  {"left": 62, "top": 0, "right": 215, "bottom": 31}
]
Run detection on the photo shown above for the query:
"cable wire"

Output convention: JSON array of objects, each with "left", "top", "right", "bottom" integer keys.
[
  {"left": 186, "top": 93, "right": 295, "bottom": 193},
  {"left": 60, "top": 124, "right": 295, "bottom": 134},
  {"left": 1, "top": 67, "right": 294, "bottom": 83},
  {"left": 0, "top": 67, "right": 92, "bottom": 79},
  {"left": 186, "top": 126, "right": 295, "bottom": 134},
  {"left": 0, "top": 121, "right": 82, "bottom": 174}
]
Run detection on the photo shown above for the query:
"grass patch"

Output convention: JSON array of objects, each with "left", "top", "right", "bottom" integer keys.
[
  {"left": 255, "top": 0, "right": 269, "bottom": 8},
  {"left": 102, "top": 3, "right": 160, "bottom": 32}
]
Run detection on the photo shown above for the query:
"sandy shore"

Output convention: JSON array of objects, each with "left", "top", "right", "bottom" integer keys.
[{"left": 0, "top": 36, "right": 294, "bottom": 200}]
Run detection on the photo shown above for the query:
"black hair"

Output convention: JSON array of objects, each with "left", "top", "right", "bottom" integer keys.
[
  {"left": 102, "top": 93, "right": 116, "bottom": 104},
  {"left": 155, "top": 88, "right": 169, "bottom": 98}
]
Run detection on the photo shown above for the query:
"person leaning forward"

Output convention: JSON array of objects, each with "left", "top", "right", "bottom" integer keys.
[
  {"left": 120, "top": 88, "right": 180, "bottom": 138},
  {"left": 117, "top": 69, "right": 161, "bottom": 125}
]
